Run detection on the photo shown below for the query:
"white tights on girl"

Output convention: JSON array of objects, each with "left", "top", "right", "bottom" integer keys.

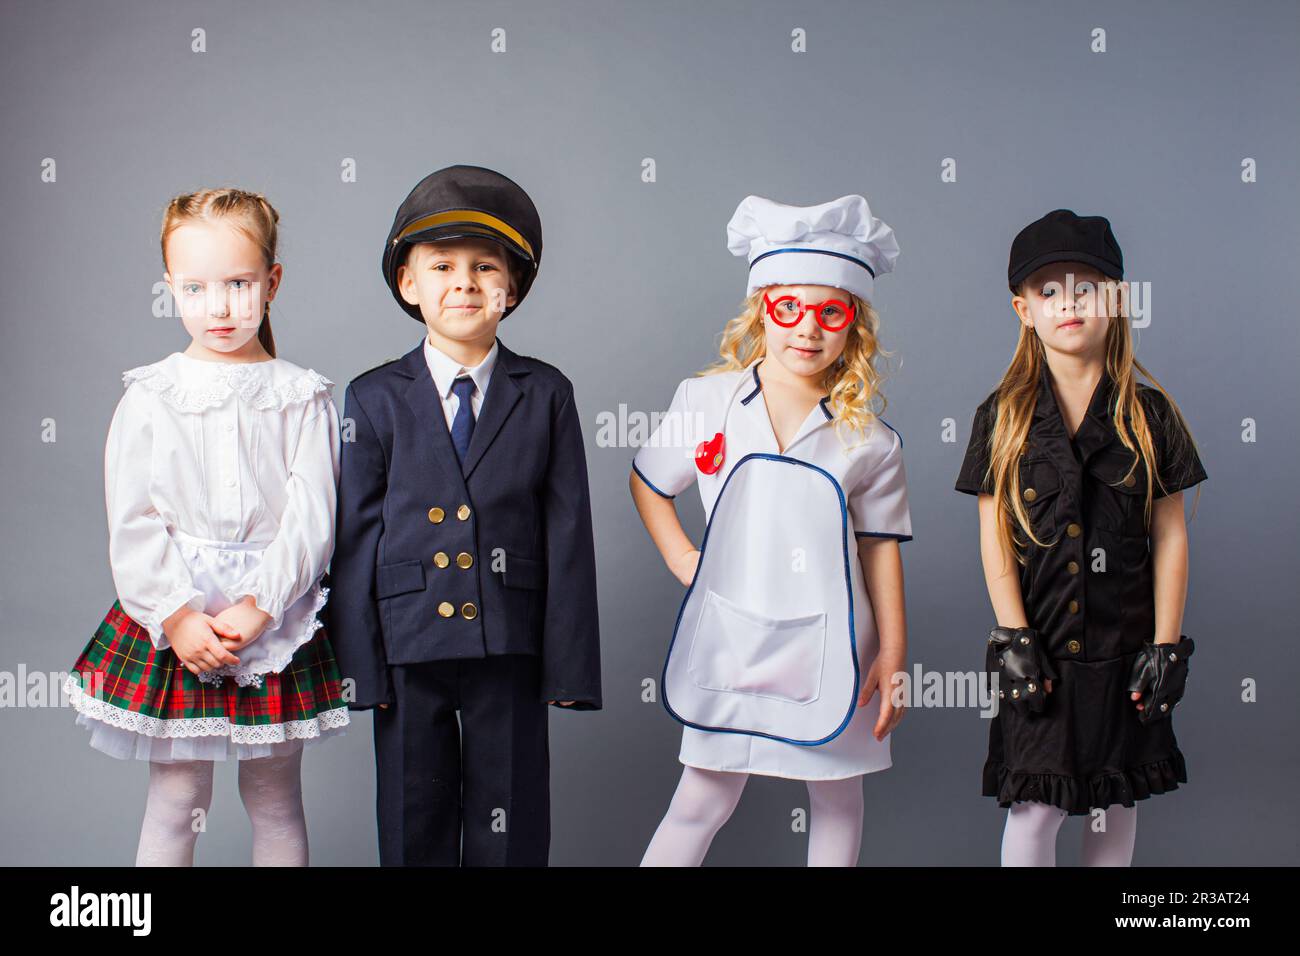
[
  {"left": 135, "top": 751, "right": 308, "bottom": 866},
  {"left": 640, "top": 766, "right": 865, "bottom": 866},
  {"left": 1000, "top": 800, "right": 1137, "bottom": 866}
]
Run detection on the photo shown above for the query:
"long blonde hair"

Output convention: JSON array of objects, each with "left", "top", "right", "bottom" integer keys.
[
  {"left": 160, "top": 188, "right": 280, "bottom": 358},
  {"left": 987, "top": 282, "right": 1200, "bottom": 562},
  {"left": 701, "top": 287, "right": 889, "bottom": 445}
]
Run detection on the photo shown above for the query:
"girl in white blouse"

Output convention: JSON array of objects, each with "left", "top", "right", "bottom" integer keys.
[{"left": 65, "top": 189, "right": 348, "bottom": 866}]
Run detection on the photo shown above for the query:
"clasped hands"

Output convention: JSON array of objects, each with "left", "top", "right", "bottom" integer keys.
[{"left": 162, "top": 596, "right": 271, "bottom": 677}]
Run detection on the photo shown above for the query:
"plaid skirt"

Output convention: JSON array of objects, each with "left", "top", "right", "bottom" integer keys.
[{"left": 65, "top": 601, "right": 350, "bottom": 762}]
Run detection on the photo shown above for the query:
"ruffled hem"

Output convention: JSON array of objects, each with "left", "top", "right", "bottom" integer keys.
[
  {"left": 196, "top": 584, "right": 329, "bottom": 688},
  {"left": 122, "top": 359, "right": 333, "bottom": 413},
  {"left": 63, "top": 673, "right": 350, "bottom": 762},
  {"left": 983, "top": 751, "right": 1187, "bottom": 815},
  {"left": 72, "top": 710, "right": 347, "bottom": 762}
]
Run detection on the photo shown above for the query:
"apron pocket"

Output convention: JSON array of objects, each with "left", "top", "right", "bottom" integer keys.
[{"left": 686, "top": 589, "right": 827, "bottom": 705}]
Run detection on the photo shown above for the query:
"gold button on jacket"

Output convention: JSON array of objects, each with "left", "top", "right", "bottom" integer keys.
[
  {"left": 1023, "top": 487, "right": 1037, "bottom": 502},
  {"left": 433, "top": 552, "right": 450, "bottom": 568},
  {"left": 1066, "top": 639, "right": 1081, "bottom": 654},
  {"left": 1066, "top": 522, "right": 1082, "bottom": 538},
  {"left": 427, "top": 507, "right": 445, "bottom": 524},
  {"left": 460, "top": 602, "right": 478, "bottom": 620},
  {"left": 456, "top": 504, "right": 471, "bottom": 521},
  {"left": 437, "top": 601, "right": 455, "bottom": 618},
  {"left": 456, "top": 552, "right": 474, "bottom": 569}
]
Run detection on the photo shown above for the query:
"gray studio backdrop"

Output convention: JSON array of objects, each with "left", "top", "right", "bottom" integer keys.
[{"left": 1, "top": 0, "right": 1295, "bottom": 866}]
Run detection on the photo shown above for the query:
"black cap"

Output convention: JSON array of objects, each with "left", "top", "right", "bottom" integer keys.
[
  {"left": 382, "top": 165, "right": 543, "bottom": 322},
  {"left": 1007, "top": 209, "right": 1123, "bottom": 291}
]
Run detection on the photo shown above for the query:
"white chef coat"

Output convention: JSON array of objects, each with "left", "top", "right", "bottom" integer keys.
[
  {"left": 423, "top": 336, "right": 498, "bottom": 429},
  {"left": 105, "top": 351, "right": 341, "bottom": 685},
  {"left": 633, "top": 361, "right": 911, "bottom": 779}
]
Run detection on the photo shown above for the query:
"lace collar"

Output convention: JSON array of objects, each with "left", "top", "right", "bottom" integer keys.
[{"left": 122, "top": 352, "right": 334, "bottom": 413}]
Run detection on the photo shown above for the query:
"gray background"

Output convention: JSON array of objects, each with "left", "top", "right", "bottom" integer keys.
[{"left": 1, "top": 0, "right": 1295, "bottom": 866}]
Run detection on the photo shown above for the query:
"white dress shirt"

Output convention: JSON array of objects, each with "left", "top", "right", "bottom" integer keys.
[
  {"left": 422, "top": 336, "right": 498, "bottom": 430},
  {"left": 104, "top": 352, "right": 341, "bottom": 684}
]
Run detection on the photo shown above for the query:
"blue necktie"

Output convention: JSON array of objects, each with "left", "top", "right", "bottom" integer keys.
[{"left": 450, "top": 375, "right": 477, "bottom": 464}]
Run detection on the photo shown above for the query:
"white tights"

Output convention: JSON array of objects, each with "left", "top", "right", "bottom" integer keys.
[
  {"left": 640, "top": 766, "right": 865, "bottom": 867},
  {"left": 1000, "top": 800, "right": 1138, "bottom": 867},
  {"left": 135, "top": 751, "right": 308, "bottom": 867}
]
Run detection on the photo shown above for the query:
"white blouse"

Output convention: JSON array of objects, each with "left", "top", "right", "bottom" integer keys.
[{"left": 105, "top": 352, "right": 341, "bottom": 656}]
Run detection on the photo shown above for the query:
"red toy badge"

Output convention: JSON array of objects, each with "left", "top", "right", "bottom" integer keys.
[{"left": 695, "top": 432, "right": 726, "bottom": 475}]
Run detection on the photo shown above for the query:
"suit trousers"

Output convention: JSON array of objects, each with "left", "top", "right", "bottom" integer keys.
[{"left": 374, "top": 654, "right": 551, "bottom": 866}]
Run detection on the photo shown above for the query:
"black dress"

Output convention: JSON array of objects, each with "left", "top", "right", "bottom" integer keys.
[{"left": 955, "top": 365, "right": 1206, "bottom": 814}]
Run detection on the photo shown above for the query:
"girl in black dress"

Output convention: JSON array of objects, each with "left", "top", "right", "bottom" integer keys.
[{"left": 956, "top": 210, "right": 1205, "bottom": 866}]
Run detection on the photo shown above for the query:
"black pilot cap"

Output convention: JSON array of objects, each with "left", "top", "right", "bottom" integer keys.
[
  {"left": 383, "top": 164, "right": 543, "bottom": 322},
  {"left": 1008, "top": 209, "right": 1123, "bottom": 292}
]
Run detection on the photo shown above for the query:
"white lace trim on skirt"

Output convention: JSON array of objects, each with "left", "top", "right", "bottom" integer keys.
[{"left": 64, "top": 674, "right": 349, "bottom": 762}]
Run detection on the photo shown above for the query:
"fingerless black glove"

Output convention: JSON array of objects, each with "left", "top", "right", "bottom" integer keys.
[
  {"left": 1127, "top": 636, "right": 1194, "bottom": 724},
  {"left": 989, "top": 626, "right": 1058, "bottom": 714}
]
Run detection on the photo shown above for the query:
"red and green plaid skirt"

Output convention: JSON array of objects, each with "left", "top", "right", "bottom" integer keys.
[{"left": 65, "top": 601, "right": 350, "bottom": 762}]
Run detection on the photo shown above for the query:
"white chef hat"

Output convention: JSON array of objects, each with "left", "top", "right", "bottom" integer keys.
[{"left": 726, "top": 194, "right": 899, "bottom": 302}]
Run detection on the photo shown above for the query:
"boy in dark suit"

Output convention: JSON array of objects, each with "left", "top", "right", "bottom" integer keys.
[{"left": 330, "top": 165, "right": 601, "bottom": 866}]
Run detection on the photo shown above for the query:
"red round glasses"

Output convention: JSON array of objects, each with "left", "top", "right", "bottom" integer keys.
[{"left": 762, "top": 292, "right": 857, "bottom": 332}]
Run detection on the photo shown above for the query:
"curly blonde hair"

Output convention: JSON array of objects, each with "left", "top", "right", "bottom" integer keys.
[{"left": 699, "top": 287, "right": 890, "bottom": 447}]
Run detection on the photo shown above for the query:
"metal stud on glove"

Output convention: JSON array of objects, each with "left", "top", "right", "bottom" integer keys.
[
  {"left": 1127, "top": 636, "right": 1195, "bottom": 724},
  {"left": 988, "top": 626, "right": 1058, "bottom": 715}
]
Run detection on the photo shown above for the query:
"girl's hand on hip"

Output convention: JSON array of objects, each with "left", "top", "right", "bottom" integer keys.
[{"left": 669, "top": 548, "right": 701, "bottom": 587}]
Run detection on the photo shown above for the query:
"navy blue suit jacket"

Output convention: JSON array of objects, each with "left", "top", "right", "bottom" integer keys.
[{"left": 328, "top": 339, "right": 602, "bottom": 711}]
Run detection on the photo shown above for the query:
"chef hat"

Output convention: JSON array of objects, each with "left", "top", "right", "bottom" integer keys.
[{"left": 727, "top": 194, "right": 899, "bottom": 303}]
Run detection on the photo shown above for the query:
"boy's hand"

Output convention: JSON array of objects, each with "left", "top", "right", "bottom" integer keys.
[
  {"left": 166, "top": 609, "right": 242, "bottom": 676},
  {"left": 213, "top": 596, "right": 272, "bottom": 652}
]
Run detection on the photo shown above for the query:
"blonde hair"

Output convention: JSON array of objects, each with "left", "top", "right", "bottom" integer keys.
[
  {"left": 700, "top": 287, "right": 889, "bottom": 446},
  {"left": 160, "top": 188, "right": 280, "bottom": 358},
  {"left": 987, "top": 280, "right": 1200, "bottom": 563}
]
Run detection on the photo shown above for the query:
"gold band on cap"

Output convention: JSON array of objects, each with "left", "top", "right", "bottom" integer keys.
[{"left": 393, "top": 209, "right": 534, "bottom": 259}]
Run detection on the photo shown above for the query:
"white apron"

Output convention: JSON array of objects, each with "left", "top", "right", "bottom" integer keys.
[
  {"left": 172, "top": 529, "right": 329, "bottom": 688},
  {"left": 663, "top": 453, "right": 860, "bottom": 746},
  {"left": 635, "top": 365, "right": 910, "bottom": 779}
]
